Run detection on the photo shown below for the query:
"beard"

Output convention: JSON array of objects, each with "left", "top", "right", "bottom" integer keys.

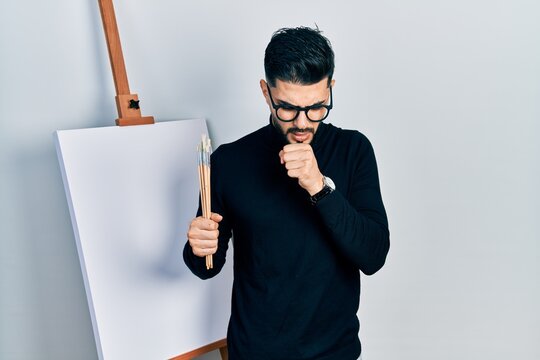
[{"left": 271, "top": 114, "right": 315, "bottom": 144}]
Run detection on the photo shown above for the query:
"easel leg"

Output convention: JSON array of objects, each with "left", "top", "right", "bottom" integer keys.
[{"left": 219, "top": 345, "right": 228, "bottom": 360}]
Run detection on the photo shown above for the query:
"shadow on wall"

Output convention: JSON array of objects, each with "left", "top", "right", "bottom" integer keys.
[{"left": 15, "top": 144, "right": 98, "bottom": 359}]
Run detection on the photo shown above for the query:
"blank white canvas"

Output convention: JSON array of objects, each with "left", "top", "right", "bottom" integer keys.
[{"left": 54, "top": 119, "right": 233, "bottom": 360}]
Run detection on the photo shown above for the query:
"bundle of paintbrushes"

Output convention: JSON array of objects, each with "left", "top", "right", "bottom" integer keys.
[{"left": 197, "top": 134, "right": 213, "bottom": 270}]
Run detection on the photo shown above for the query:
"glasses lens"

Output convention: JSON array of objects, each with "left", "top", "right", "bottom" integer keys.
[
  {"left": 276, "top": 108, "right": 298, "bottom": 122},
  {"left": 306, "top": 107, "right": 329, "bottom": 121}
]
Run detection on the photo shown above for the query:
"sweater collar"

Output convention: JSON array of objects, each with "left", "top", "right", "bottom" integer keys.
[{"left": 265, "top": 115, "right": 328, "bottom": 151}]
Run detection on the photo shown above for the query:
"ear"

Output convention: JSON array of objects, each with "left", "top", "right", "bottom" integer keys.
[
  {"left": 260, "top": 79, "right": 271, "bottom": 107},
  {"left": 330, "top": 78, "right": 336, "bottom": 88}
]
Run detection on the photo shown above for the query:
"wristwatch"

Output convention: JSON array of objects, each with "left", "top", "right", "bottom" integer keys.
[{"left": 309, "top": 176, "right": 336, "bottom": 205}]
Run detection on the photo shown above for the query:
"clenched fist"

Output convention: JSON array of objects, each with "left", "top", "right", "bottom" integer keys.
[
  {"left": 279, "top": 143, "right": 324, "bottom": 196},
  {"left": 187, "top": 213, "right": 223, "bottom": 257}
]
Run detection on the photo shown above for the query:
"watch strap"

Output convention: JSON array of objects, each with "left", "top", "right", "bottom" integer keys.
[{"left": 309, "top": 183, "right": 334, "bottom": 205}]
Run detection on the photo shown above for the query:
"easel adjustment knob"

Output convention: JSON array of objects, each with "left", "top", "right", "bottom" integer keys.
[
  {"left": 129, "top": 99, "right": 140, "bottom": 109},
  {"left": 115, "top": 94, "right": 154, "bottom": 126}
]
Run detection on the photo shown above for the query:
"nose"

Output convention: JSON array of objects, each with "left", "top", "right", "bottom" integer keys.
[{"left": 294, "top": 110, "right": 310, "bottom": 129}]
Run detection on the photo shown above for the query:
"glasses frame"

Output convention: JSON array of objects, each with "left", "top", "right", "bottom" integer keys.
[{"left": 266, "top": 83, "right": 333, "bottom": 123}]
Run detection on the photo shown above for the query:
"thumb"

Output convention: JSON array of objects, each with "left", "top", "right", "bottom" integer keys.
[{"left": 211, "top": 212, "right": 223, "bottom": 223}]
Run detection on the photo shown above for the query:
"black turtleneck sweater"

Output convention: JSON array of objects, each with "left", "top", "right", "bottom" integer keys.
[{"left": 183, "top": 120, "right": 389, "bottom": 360}]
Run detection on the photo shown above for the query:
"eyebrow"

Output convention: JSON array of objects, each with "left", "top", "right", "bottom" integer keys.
[{"left": 276, "top": 99, "right": 326, "bottom": 107}]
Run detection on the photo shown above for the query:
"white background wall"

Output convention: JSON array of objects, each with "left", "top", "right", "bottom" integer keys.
[{"left": 1, "top": 1, "right": 538, "bottom": 359}]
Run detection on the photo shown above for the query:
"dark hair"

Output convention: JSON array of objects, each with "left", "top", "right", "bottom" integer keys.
[{"left": 264, "top": 26, "right": 335, "bottom": 87}]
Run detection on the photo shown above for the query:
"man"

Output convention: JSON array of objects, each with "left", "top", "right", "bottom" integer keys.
[{"left": 184, "top": 26, "right": 389, "bottom": 360}]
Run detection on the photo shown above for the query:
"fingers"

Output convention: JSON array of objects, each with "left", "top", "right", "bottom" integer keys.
[
  {"left": 285, "top": 159, "right": 309, "bottom": 170},
  {"left": 189, "top": 228, "right": 219, "bottom": 240},
  {"left": 282, "top": 143, "right": 311, "bottom": 153},
  {"left": 279, "top": 145, "right": 311, "bottom": 163},
  {"left": 190, "top": 238, "right": 217, "bottom": 249},
  {"left": 188, "top": 216, "right": 220, "bottom": 238},
  {"left": 279, "top": 144, "right": 323, "bottom": 194},
  {"left": 280, "top": 145, "right": 314, "bottom": 173},
  {"left": 282, "top": 152, "right": 312, "bottom": 164},
  {"left": 286, "top": 167, "right": 313, "bottom": 179},
  {"left": 192, "top": 216, "right": 219, "bottom": 230},
  {"left": 280, "top": 145, "right": 313, "bottom": 163},
  {"left": 191, "top": 240, "right": 218, "bottom": 257},
  {"left": 187, "top": 215, "right": 222, "bottom": 258},
  {"left": 187, "top": 236, "right": 218, "bottom": 257}
]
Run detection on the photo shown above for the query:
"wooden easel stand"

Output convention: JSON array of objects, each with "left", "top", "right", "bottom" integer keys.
[
  {"left": 170, "top": 339, "right": 228, "bottom": 360},
  {"left": 98, "top": 0, "right": 154, "bottom": 126}
]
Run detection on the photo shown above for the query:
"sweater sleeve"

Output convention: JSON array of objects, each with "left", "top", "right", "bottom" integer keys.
[
  {"left": 314, "top": 135, "right": 390, "bottom": 275},
  {"left": 183, "top": 148, "right": 233, "bottom": 279}
]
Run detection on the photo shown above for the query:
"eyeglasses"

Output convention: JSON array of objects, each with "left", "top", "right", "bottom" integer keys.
[{"left": 266, "top": 83, "right": 333, "bottom": 122}]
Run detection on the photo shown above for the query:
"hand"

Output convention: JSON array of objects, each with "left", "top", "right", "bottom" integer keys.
[
  {"left": 187, "top": 213, "right": 223, "bottom": 257},
  {"left": 279, "top": 144, "right": 324, "bottom": 196}
]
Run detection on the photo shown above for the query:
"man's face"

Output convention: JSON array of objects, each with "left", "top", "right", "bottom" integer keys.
[{"left": 261, "top": 78, "right": 334, "bottom": 144}]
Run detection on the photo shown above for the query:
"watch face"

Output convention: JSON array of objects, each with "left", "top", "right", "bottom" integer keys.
[{"left": 324, "top": 176, "right": 336, "bottom": 190}]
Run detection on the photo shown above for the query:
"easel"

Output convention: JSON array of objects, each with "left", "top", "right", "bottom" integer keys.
[
  {"left": 170, "top": 339, "right": 228, "bottom": 360},
  {"left": 97, "top": 1, "right": 228, "bottom": 358},
  {"left": 98, "top": 0, "right": 154, "bottom": 126}
]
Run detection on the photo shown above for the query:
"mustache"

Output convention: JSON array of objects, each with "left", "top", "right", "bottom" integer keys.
[{"left": 287, "top": 127, "right": 315, "bottom": 135}]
